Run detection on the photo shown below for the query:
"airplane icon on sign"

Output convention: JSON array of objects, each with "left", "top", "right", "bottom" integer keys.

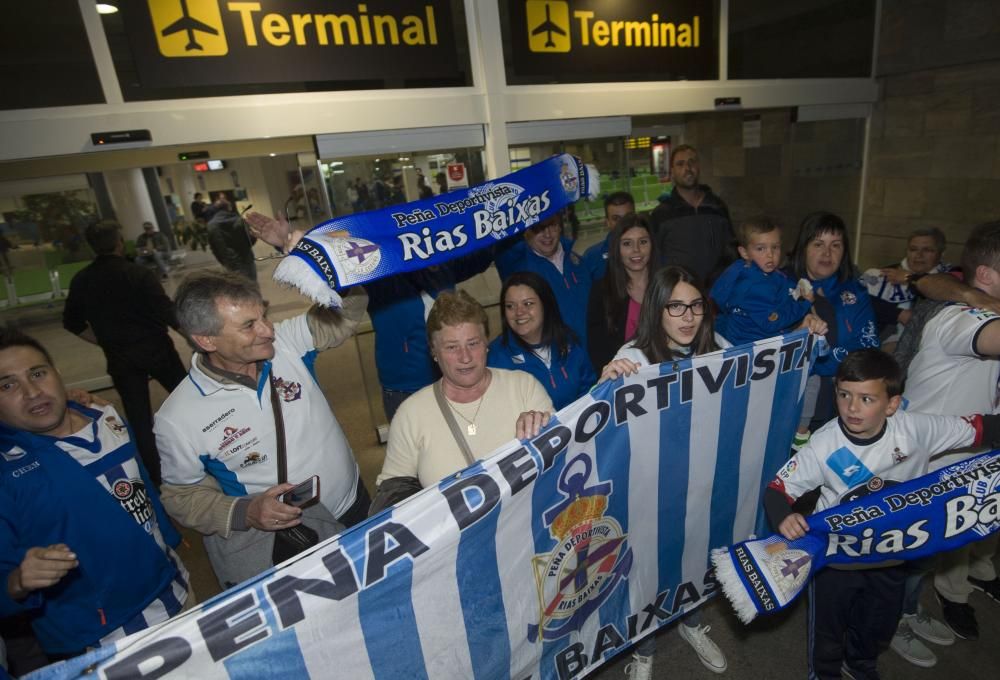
[
  {"left": 531, "top": 3, "right": 567, "bottom": 48},
  {"left": 160, "top": 0, "right": 219, "bottom": 51}
]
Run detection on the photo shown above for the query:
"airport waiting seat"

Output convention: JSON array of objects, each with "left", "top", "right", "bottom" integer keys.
[
  {"left": 10, "top": 267, "right": 56, "bottom": 306},
  {"left": 54, "top": 260, "right": 90, "bottom": 296}
]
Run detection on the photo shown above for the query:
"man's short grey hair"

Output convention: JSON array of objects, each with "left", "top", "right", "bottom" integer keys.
[
  {"left": 175, "top": 271, "right": 263, "bottom": 342},
  {"left": 908, "top": 227, "right": 946, "bottom": 253}
]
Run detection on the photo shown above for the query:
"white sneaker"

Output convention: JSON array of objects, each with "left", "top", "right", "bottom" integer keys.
[
  {"left": 678, "top": 623, "right": 727, "bottom": 674},
  {"left": 904, "top": 612, "right": 955, "bottom": 646},
  {"left": 624, "top": 652, "right": 653, "bottom": 680},
  {"left": 890, "top": 621, "right": 937, "bottom": 668}
]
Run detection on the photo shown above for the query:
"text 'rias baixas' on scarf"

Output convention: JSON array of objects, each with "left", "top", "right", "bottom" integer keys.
[{"left": 273, "top": 154, "right": 599, "bottom": 308}]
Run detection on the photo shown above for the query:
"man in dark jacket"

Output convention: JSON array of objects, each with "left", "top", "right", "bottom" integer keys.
[
  {"left": 135, "top": 221, "right": 170, "bottom": 279},
  {"left": 63, "top": 221, "right": 187, "bottom": 486},
  {"left": 649, "top": 144, "right": 735, "bottom": 285},
  {"left": 206, "top": 197, "right": 257, "bottom": 281}
]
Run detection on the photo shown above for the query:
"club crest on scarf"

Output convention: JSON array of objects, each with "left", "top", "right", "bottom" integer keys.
[
  {"left": 330, "top": 237, "right": 382, "bottom": 277},
  {"left": 528, "top": 453, "right": 633, "bottom": 643},
  {"left": 559, "top": 161, "right": 578, "bottom": 193}
]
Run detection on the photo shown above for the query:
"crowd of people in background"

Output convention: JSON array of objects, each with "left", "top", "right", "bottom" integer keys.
[
  {"left": 346, "top": 168, "right": 447, "bottom": 214},
  {"left": 2, "top": 143, "right": 1000, "bottom": 680}
]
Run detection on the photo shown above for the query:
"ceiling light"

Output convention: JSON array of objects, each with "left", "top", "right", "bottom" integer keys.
[{"left": 96, "top": 3, "right": 119, "bottom": 15}]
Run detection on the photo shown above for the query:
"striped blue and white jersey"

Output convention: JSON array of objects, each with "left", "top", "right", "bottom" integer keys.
[{"left": 57, "top": 404, "right": 188, "bottom": 644}]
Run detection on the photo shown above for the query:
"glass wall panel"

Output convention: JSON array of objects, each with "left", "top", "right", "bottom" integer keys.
[
  {"left": 318, "top": 146, "right": 486, "bottom": 218},
  {"left": 0, "top": 188, "right": 100, "bottom": 273}
]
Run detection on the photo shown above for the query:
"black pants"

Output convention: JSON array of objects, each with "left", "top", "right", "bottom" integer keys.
[
  {"left": 808, "top": 565, "right": 907, "bottom": 680},
  {"left": 336, "top": 477, "right": 372, "bottom": 529},
  {"left": 109, "top": 342, "right": 188, "bottom": 487}
]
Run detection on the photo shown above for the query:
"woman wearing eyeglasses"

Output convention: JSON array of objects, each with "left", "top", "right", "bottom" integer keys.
[
  {"left": 597, "top": 265, "right": 729, "bottom": 677},
  {"left": 600, "top": 266, "right": 729, "bottom": 383}
]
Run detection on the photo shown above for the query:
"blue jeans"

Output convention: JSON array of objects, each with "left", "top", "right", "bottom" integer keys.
[
  {"left": 137, "top": 251, "right": 169, "bottom": 276},
  {"left": 900, "top": 556, "right": 937, "bottom": 616},
  {"left": 381, "top": 387, "right": 415, "bottom": 423},
  {"left": 634, "top": 608, "right": 702, "bottom": 656}
]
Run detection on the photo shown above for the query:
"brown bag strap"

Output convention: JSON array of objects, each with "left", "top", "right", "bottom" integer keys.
[
  {"left": 269, "top": 372, "right": 288, "bottom": 485},
  {"left": 432, "top": 379, "right": 476, "bottom": 467}
]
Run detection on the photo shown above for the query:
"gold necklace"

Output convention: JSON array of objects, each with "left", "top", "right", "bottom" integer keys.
[{"left": 448, "top": 393, "right": 485, "bottom": 436}]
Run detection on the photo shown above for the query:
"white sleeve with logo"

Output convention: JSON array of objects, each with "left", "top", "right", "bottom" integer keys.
[
  {"left": 769, "top": 429, "right": 831, "bottom": 501},
  {"left": 929, "top": 305, "right": 999, "bottom": 358}
]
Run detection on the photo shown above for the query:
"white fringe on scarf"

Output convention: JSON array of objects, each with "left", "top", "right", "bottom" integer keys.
[
  {"left": 710, "top": 546, "right": 760, "bottom": 624},
  {"left": 273, "top": 251, "right": 344, "bottom": 308}
]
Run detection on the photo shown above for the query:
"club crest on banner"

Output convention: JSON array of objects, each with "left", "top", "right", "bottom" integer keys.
[{"left": 528, "top": 453, "right": 632, "bottom": 643}]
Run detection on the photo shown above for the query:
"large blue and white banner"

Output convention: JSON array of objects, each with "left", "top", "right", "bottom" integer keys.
[
  {"left": 274, "top": 154, "right": 598, "bottom": 307},
  {"left": 31, "top": 331, "right": 819, "bottom": 680},
  {"left": 712, "top": 449, "right": 1000, "bottom": 623}
]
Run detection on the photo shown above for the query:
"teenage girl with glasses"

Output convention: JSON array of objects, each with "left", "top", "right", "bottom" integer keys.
[
  {"left": 598, "top": 265, "right": 729, "bottom": 678},
  {"left": 601, "top": 266, "right": 729, "bottom": 380}
]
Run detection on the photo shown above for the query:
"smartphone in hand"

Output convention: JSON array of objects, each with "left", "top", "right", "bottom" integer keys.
[{"left": 278, "top": 475, "right": 320, "bottom": 508}]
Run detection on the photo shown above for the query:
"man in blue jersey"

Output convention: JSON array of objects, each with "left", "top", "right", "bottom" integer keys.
[{"left": 0, "top": 327, "right": 189, "bottom": 660}]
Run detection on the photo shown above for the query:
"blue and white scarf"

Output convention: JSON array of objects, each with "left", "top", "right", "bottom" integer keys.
[
  {"left": 274, "top": 154, "right": 598, "bottom": 307},
  {"left": 712, "top": 450, "right": 1000, "bottom": 622}
]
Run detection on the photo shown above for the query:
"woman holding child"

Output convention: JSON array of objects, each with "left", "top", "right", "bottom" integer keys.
[{"left": 788, "top": 212, "right": 879, "bottom": 444}]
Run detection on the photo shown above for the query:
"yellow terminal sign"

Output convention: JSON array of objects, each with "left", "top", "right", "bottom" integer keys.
[
  {"left": 150, "top": 0, "right": 440, "bottom": 57},
  {"left": 527, "top": 1, "right": 570, "bottom": 53},
  {"left": 526, "top": 1, "right": 702, "bottom": 53},
  {"left": 150, "top": 0, "right": 229, "bottom": 57}
]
